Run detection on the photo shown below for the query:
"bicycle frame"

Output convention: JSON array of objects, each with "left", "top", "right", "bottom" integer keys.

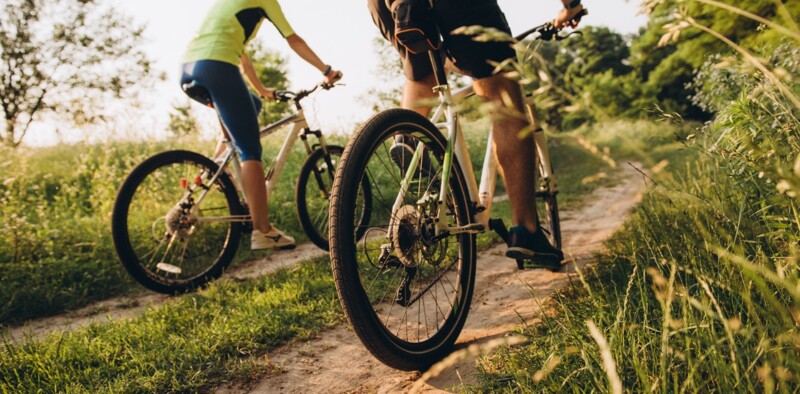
[
  {"left": 195, "top": 106, "right": 332, "bottom": 224},
  {"left": 389, "top": 52, "right": 558, "bottom": 237}
]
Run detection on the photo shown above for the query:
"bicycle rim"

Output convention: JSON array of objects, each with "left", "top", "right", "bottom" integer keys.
[
  {"left": 112, "top": 150, "right": 242, "bottom": 293},
  {"left": 330, "top": 109, "right": 476, "bottom": 370},
  {"left": 296, "top": 146, "right": 372, "bottom": 250},
  {"left": 536, "top": 161, "right": 561, "bottom": 249}
]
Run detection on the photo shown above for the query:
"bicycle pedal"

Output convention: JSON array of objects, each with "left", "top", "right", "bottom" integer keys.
[{"left": 515, "top": 258, "right": 562, "bottom": 272}]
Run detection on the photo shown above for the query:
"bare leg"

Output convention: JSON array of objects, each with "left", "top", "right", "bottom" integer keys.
[
  {"left": 212, "top": 119, "right": 232, "bottom": 159},
  {"left": 402, "top": 73, "right": 437, "bottom": 116},
  {"left": 473, "top": 74, "right": 539, "bottom": 233},
  {"left": 241, "top": 160, "right": 271, "bottom": 233},
  {"left": 212, "top": 138, "right": 226, "bottom": 160}
]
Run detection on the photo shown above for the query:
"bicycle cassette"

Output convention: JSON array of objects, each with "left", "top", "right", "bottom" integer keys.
[{"left": 391, "top": 205, "right": 421, "bottom": 267}]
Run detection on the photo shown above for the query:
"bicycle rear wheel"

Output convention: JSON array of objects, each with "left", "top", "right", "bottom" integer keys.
[
  {"left": 517, "top": 152, "right": 562, "bottom": 270},
  {"left": 112, "top": 150, "right": 243, "bottom": 294},
  {"left": 329, "top": 109, "right": 476, "bottom": 371},
  {"left": 536, "top": 156, "right": 561, "bottom": 250},
  {"left": 296, "top": 145, "right": 372, "bottom": 251}
]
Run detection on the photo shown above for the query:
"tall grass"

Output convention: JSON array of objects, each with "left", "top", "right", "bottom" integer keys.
[
  {"left": 479, "top": 145, "right": 800, "bottom": 391},
  {"left": 0, "top": 258, "right": 341, "bottom": 393},
  {"left": 476, "top": 3, "right": 800, "bottom": 392}
]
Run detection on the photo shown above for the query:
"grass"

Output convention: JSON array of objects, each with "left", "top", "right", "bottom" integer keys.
[
  {"left": 0, "top": 119, "right": 620, "bottom": 391},
  {"left": 1, "top": 258, "right": 340, "bottom": 393},
  {"left": 473, "top": 94, "right": 800, "bottom": 391},
  {"left": 0, "top": 130, "right": 346, "bottom": 324}
]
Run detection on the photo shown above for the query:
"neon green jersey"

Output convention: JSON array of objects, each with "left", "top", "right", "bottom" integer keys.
[{"left": 182, "top": 0, "right": 295, "bottom": 65}]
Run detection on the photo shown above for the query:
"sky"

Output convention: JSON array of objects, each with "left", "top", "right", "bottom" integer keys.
[{"left": 25, "top": 0, "right": 649, "bottom": 145}]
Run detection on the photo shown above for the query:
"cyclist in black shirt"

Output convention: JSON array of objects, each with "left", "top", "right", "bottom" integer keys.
[{"left": 368, "top": 0, "right": 584, "bottom": 268}]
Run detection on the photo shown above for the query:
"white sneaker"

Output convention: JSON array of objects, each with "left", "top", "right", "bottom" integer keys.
[{"left": 251, "top": 227, "right": 296, "bottom": 250}]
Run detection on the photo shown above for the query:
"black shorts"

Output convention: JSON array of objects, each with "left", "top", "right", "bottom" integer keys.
[{"left": 368, "top": 0, "right": 516, "bottom": 81}]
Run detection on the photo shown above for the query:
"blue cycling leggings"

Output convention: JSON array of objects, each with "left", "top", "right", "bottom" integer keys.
[{"left": 180, "top": 60, "right": 263, "bottom": 161}]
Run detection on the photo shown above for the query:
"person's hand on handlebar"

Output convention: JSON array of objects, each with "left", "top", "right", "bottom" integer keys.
[
  {"left": 554, "top": 0, "right": 584, "bottom": 29},
  {"left": 258, "top": 87, "right": 277, "bottom": 101},
  {"left": 323, "top": 68, "right": 343, "bottom": 88}
]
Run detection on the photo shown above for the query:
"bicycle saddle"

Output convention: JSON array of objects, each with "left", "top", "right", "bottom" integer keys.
[{"left": 181, "top": 80, "right": 214, "bottom": 107}]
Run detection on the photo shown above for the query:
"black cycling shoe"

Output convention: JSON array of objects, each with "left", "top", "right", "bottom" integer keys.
[
  {"left": 505, "top": 226, "right": 563, "bottom": 271},
  {"left": 390, "top": 135, "right": 434, "bottom": 178}
]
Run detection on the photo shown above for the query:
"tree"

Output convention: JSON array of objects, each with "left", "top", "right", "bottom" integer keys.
[
  {"left": 247, "top": 41, "right": 291, "bottom": 125},
  {"left": 362, "top": 37, "right": 404, "bottom": 113},
  {"left": 517, "top": 26, "right": 653, "bottom": 129},
  {"left": 560, "top": 26, "right": 633, "bottom": 82},
  {"left": 631, "top": 0, "right": 800, "bottom": 120},
  {"left": 0, "top": 0, "right": 154, "bottom": 148},
  {"left": 167, "top": 100, "right": 199, "bottom": 137}
]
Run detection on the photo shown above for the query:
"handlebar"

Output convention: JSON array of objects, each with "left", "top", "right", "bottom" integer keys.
[
  {"left": 274, "top": 81, "right": 339, "bottom": 105},
  {"left": 515, "top": 8, "right": 588, "bottom": 42}
]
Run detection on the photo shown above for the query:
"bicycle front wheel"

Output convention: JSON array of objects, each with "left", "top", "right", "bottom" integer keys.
[
  {"left": 518, "top": 152, "right": 563, "bottom": 269},
  {"left": 112, "top": 150, "right": 243, "bottom": 294},
  {"left": 296, "top": 145, "right": 372, "bottom": 251},
  {"left": 329, "top": 109, "right": 476, "bottom": 371}
]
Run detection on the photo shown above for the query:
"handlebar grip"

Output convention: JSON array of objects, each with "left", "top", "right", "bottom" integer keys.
[{"left": 275, "top": 90, "right": 293, "bottom": 102}]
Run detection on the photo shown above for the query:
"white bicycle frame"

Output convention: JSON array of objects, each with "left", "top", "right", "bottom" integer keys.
[
  {"left": 194, "top": 106, "right": 329, "bottom": 224},
  {"left": 389, "top": 80, "right": 557, "bottom": 237}
]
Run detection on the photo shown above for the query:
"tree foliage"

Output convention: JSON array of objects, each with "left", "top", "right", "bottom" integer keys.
[
  {"left": 516, "top": 1, "right": 799, "bottom": 129},
  {"left": 166, "top": 100, "right": 199, "bottom": 137},
  {"left": 0, "top": 0, "right": 154, "bottom": 147},
  {"left": 632, "top": 0, "right": 800, "bottom": 119},
  {"left": 519, "top": 26, "right": 654, "bottom": 130},
  {"left": 247, "top": 41, "right": 291, "bottom": 125}
]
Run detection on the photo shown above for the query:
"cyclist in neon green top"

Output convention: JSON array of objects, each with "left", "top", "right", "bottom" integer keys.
[
  {"left": 180, "top": 0, "right": 342, "bottom": 250},
  {"left": 182, "top": 0, "right": 295, "bottom": 66}
]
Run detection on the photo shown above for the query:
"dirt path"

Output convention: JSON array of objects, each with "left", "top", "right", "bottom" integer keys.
[{"left": 216, "top": 163, "right": 646, "bottom": 394}]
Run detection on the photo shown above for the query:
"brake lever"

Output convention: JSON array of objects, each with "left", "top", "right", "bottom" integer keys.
[
  {"left": 275, "top": 90, "right": 294, "bottom": 102},
  {"left": 555, "top": 30, "right": 583, "bottom": 41},
  {"left": 321, "top": 82, "right": 345, "bottom": 90}
]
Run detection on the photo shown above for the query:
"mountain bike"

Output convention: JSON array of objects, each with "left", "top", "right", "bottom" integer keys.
[
  {"left": 328, "top": 16, "right": 585, "bottom": 370},
  {"left": 112, "top": 83, "right": 372, "bottom": 294}
]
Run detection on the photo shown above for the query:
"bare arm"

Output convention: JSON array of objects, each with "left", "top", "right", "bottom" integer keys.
[
  {"left": 240, "top": 53, "right": 275, "bottom": 100},
  {"left": 285, "top": 34, "right": 342, "bottom": 84},
  {"left": 554, "top": 0, "right": 585, "bottom": 29}
]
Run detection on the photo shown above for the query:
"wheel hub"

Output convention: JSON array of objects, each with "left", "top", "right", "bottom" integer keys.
[{"left": 164, "top": 203, "right": 198, "bottom": 239}]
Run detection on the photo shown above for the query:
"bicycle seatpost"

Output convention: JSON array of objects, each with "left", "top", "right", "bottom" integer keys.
[{"left": 428, "top": 51, "right": 448, "bottom": 88}]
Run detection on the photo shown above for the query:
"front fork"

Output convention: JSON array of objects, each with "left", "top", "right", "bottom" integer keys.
[
  {"left": 387, "top": 88, "right": 484, "bottom": 243},
  {"left": 298, "top": 128, "right": 336, "bottom": 200}
]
